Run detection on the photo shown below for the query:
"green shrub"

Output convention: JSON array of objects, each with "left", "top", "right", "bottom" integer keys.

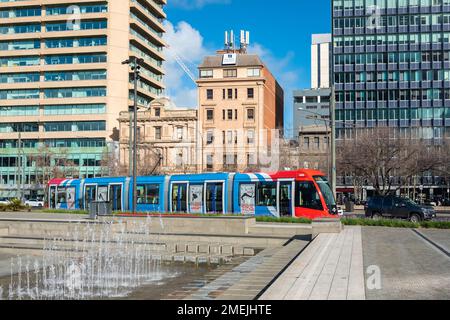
[
  {"left": 0, "top": 203, "right": 7, "bottom": 212},
  {"left": 256, "top": 216, "right": 312, "bottom": 224},
  {"left": 341, "top": 218, "right": 450, "bottom": 229},
  {"left": 42, "top": 209, "right": 88, "bottom": 215},
  {"left": 7, "top": 199, "right": 25, "bottom": 212}
]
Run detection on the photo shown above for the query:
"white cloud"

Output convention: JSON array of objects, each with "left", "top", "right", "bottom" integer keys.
[
  {"left": 161, "top": 23, "right": 304, "bottom": 136},
  {"left": 169, "top": 0, "right": 231, "bottom": 10},
  {"left": 162, "top": 21, "right": 209, "bottom": 108}
]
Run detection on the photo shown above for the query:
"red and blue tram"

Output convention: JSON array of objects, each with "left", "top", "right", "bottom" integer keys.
[{"left": 48, "top": 169, "right": 338, "bottom": 219}]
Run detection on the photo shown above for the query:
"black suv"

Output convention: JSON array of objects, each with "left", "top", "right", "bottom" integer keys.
[{"left": 365, "top": 195, "right": 436, "bottom": 223}]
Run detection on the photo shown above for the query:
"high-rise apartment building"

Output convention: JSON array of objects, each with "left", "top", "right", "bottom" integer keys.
[
  {"left": 332, "top": 0, "right": 450, "bottom": 197},
  {"left": 197, "top": 35, "right": 284, "bottom": 172},
  {"left": 0, "top": 0, "right": 166, "bottom": 199},
  {"left": 311, "top": 33, "right": 331, "bottom": 89}
]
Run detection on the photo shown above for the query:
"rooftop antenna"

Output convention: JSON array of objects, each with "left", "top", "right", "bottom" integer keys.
[{"left": 239, "top": 30, "right": 250, "bottom": 53}]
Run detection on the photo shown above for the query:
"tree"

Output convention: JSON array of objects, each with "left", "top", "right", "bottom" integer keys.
[{"left": 337, "top": 128, "right": 445, "bottom": 196}]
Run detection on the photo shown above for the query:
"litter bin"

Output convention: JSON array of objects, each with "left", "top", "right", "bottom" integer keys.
[
  {"left": 88, "top": 201, "right": 112, "bottom": 219},
  {"left": 345, "top": 200, "right": 355, "bottom": 213}
]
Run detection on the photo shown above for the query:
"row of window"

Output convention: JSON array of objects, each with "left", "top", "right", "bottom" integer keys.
[
  {"left": 335, "top": 34, "right": 450, "bottom": 47},
  {"left": 334, "top": 14, "right": 450, "bottom": 29},
  {"left": 0, "top": 138, "right": 106, "bottom": 149},
  {"left": 0, "top": 54, "right": 107, "bottom": 67},
  {"left": 0, "top": 121, "right": 106, "bottom": 133},
  {"left": 200, "top": 68, "right": 261, "bottom": 79},
  {"left": 0, "top": 4, "right": 107, "bottom": 18},
  {"left": 335, "top": 108, "right": 450, "bottom": 121},
  {"left": 0, "top": 104, "right": 106, "bottom": 116},
  {"left": 44, "top": 121, "right": 106, "bottom": 132},
  {"left": 0, "top": 37, "right": 107, "bottom": 51},
  {"left": 334, "top": 70, "right": 450, "bottom": 82},
  {"left": 205, "top": 129, "right": 257, "bottom": 145},
  {"left": 0, "top": 20, "right": 107, "bottom": 34},
  {"left": 206, "top": 108, "right": 255, "bottom": 122},
  {"left": 333, "top": 0, "right": 449, "bottom": 10},
  {"left": 0, "top": 87, "right": 106, "bottom": 100},
  {"left": 336, "top": 127, "right": 450, "bottom": 140},
  {"left": 302, "top": 137, "right": 331, "bottom": 150},
  {"left": 335, "top": 89, "right": 450, "bottom": 101},
  {"left": 334, "top": 51, "right": 450, "bottom": 64},
  {"left": 206, "top": 88, "right": 255, "bottom": 100},
  {"left": 0, "top": 70, "right": 107, "bottom": 83}
]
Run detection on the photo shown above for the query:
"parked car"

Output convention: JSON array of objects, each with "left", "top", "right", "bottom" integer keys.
[
  {"left": 24, "top": 199, "right": 44, "bottom": 208},
  {"left": 365, "top": 195, "right": 436, "bottom": 223},
  {"left": 0, "top": 198, "right": 11, "bottom": 205}
]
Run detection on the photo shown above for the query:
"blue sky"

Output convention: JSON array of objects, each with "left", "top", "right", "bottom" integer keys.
[{"left": 163, "top": 0, "right": 331, "bottom": 135}]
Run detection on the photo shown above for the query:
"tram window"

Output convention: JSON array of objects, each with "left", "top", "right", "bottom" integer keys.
[
  {"left": 137, "top": 184, "right": 160, "bottom": 204},
  {"left": 256, "top": 182, "right": 277, "bottom": 207},
  {"left": 296, "top": 182, "right": 323, "bottom": 211},
  {"left": 57, "top": 188, "right": 67, "bottom": 204}
]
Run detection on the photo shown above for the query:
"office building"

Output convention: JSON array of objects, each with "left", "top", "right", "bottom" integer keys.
[
  {"left": 311, "top": 33, "right": 331, "bottom": 89},
  {"left": 332, "top": 0, "right": 450, "bottom": 198}
]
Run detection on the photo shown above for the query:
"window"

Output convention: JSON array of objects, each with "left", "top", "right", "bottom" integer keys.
[
  {"left": 247, "top": 88, "right": 254, "bottom": 99},
  {"left": 206, "top": 109, "right": 214, "bottom": 121},
  {"left": 247, "top": 108, "right": 255, "bottom": 120},
  {"left": 296, "top": 181, "right": 323, "bottom": 211},
  {"left": 206, "top": 131, "right": 214, "bottom": 144},
  {"left": 247, "top": 68, "right": 261, "bottom": 77},
  {"left": 224, "top": 69, "right": 237, "bottom": 78},
  {"left": 136, "top": 184, "right": 160, "bottom": 205},
  {"left": 303, "top": 137, "right": 310, "bottom": 149},
  {"left": 154, "top": 108, "right": 160, "bottom": 117},
  {"left": 227, "top": 109, "right": 233, "bottom": 120},
  {"left": 227, "top": 89, "right": 233, "bottom": 99},
  {"left": 176, "top": 127, "right": 183, "bottom": 140},
  {"left": 314, "top": 137, "right": 320, "bottom": 149},
  {"left": 155, "top": 127, "right": 161, "bottom": 140},
  {"left": 247, "top": 130, "right": 255, "bottom": 144},
  {"left": 206, "top": 89, "right": 213, "bottom": 100},
  {"left": 256, "top": 182, "right": 277, "bottom": 207},
  {"left": 200, "top": 70, "right": 213, "bottom": 78}
]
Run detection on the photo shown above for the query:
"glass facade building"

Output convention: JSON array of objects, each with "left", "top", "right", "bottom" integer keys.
[
  {"left": 332, "top": 0, "right": 450, "bottom": 197},
  {"left": 0, "top": 0, "right": 166, "bottom": 198}
]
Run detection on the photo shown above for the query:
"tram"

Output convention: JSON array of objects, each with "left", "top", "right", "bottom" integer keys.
[{"left": 48, "top": 169, "right": 338, "bottom": 219}]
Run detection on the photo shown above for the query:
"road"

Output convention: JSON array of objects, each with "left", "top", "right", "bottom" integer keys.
[{"left": 362, "top": 227, "right": 450, "bottom": 300}]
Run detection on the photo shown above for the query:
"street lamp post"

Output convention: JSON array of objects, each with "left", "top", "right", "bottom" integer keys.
[
  {"left": 122, "top": 57, "right": 143, "bottom": 214},
  {"left": 330, "top": 86, "right": 337, "bottom": 200}
]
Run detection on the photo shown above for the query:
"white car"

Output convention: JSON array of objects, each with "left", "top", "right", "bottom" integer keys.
[
  {"left": 25, "top": 199, "right": 44, "bottom": 208},
  {"left": 0, "top": 198, "right": 11, "bottom": 205}
]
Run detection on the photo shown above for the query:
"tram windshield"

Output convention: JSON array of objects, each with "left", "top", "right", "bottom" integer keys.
[{"left": 314, "top": 176, "right": 337, "bottom": 212}]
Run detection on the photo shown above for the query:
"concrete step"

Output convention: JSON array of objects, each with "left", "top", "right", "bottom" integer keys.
[
  {"left": 248, "top": 223, "right": 312, "bottom": 237},
  {"left": 0, "top": 227, "right": 8, "bottom": 236}
]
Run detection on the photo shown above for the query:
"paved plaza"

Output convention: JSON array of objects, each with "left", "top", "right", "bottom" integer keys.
[{"left": 0, "top": 212, "right": 449, "bottom": 300}]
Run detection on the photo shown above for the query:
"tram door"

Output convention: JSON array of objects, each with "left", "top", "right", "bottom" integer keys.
[
  {"left": 84, "top": 185, "right": 97, "bottom": 210},
  {"left": 279, "top": 181, "right": 294, "bottom": 217},
  {"left": 109, "top": 184, "right": 122, "bottom": 212},
  {"left": 172, "top": 183, "right": 188, "bottom": 213},
  {"left": 206, "top": 183, "right": 224, "bottom": 214},
  {"left": 49, "top": 186, "right": 57, "bottom": 209}
]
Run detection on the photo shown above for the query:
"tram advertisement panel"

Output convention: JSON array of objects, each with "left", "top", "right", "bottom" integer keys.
[
  {"left": 240, "top": 184, "right": 256, "bottom": 215},
  {"left": 67, "top": 187, "right": 76, "bottom": 210},
  {"left": 98, "top": 187, "right": 108, "bottom": 202},
  {"left": 189, "top": 185, "right": 203, "bottom": 213}
]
